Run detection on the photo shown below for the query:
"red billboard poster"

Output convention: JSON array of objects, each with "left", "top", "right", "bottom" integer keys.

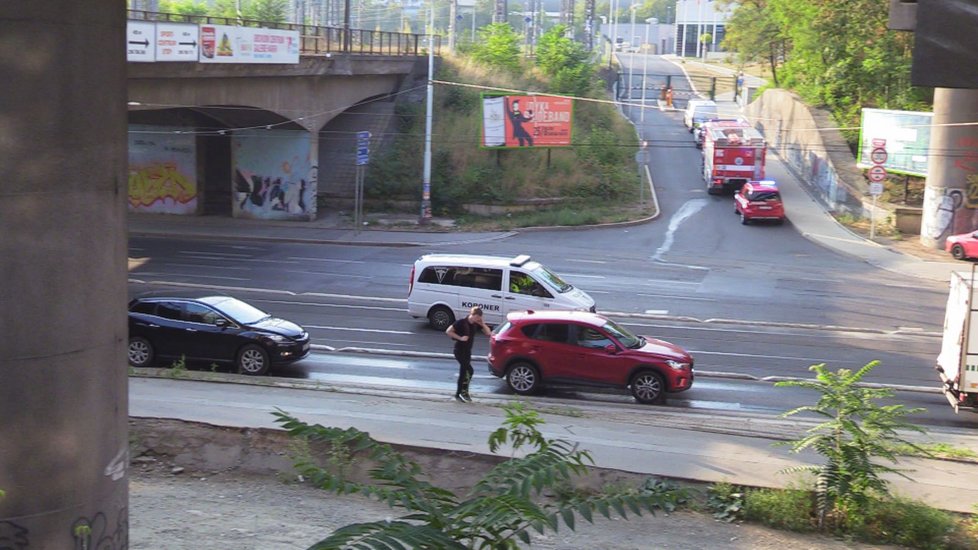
[{"left": 481, "top": 94, "right": 573, "bottom": 148}]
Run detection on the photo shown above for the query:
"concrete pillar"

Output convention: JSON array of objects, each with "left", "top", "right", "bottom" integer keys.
[
  {"left": 0, "top": 3, "right": 129, "bottom": 548},
  {"left": 920, "top": 88, "right": 978, "bottom": 248},
  {"left": 308, "top": 130, "right": 321, "bottom": 221}
]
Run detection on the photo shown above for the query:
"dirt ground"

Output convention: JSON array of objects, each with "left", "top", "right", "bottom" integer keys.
[{"left": 128, "top": 419, "right": 896, "bottom": 550}]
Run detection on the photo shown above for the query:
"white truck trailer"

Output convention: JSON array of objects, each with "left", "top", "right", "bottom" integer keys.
[{"left": 937, "top": 269, "right": 978, "bottom": 413}]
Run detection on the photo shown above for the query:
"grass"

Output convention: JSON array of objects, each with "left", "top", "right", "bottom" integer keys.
[
  {"left": 455, "top": 202, "right": 656, "bottom": 231},
  {"left": 892, "top": 442, "right": 978, "bottom": 462}
]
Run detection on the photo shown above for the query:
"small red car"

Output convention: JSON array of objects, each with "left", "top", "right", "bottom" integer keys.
[
  {"left": 734, "top": 180, "right": 785, "bottom": 225},
  {"left": 487, "top": 310, "right": 693, "bottom": 404},
  {"left": 945, "top": 231, "right": 978, "bottom": 260}
]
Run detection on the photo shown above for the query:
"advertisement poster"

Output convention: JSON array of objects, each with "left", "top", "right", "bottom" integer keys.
[
  {"left": 232, "top": 129, "right": 316, "bottom": 220},
  {"left": 857, "top": 108, "right": 932, "bottom": 177},
  {"left": 199, "top": 24, "right": 300, "bottom": 64},
  {"left": 128, "top": 125, "right": 198, "bottom": 214},
  {"left": 481, "top": 95, "right": 573, "bottom": 148}
]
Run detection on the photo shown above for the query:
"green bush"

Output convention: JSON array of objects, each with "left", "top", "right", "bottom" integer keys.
[
  {"left": 744, "top": 488, "right": 815, "bottom": 532},
  {"left": 853, "top": 496, "right": 959, "bottom": 549},
  {"left": 706, "top": 482, "right": 745, "bottom": 523}
]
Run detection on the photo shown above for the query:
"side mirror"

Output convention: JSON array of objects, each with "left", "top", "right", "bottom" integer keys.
[
  {"left": 603, "top": 344, "right": 618, "bottom": 354},
  {"left": 215, "top": 318, "right": 228, "bottom": 328}
]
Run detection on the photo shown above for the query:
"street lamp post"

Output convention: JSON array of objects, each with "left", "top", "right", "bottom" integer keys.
[
  {"left": 607, "top": 0, "right": 617, "bottom": 68},
  {"left": 641, "top": 17, "right": 652, "bottom": 123},
  {"left": 627, "top": 4, "right": 637, "bottom": 109},
  {"left": 420, "top": 2, "right": 435, "bottom": 222}
]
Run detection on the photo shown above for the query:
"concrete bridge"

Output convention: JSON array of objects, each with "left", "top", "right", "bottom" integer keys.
[{"left": 126, "top": 11, "right": 435, "bottom": 220}]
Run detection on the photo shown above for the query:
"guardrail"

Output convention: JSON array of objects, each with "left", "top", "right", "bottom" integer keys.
[{"left": 127, "top": 10, "right": 440, "bottom": 56}]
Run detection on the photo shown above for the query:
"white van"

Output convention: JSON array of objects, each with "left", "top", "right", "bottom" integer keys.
[
  {"left": 407, "top": 254, "right": 596, "bottom": 330},
  {"left": 683, "top": 100, "right": 719, "bottom": 133}
]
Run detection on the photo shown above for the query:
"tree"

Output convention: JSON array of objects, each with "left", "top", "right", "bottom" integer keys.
[
  {"left": 274, "top": 402, "right": 670, "bottom": 548},
  {"left": 470, "top": 22, "right": 523, "bottom": 73},
  {"left": 775, "top": 361, "right": 927, "bottom": 530},
  {"left": 535, "top": 25, "right": 595, "bottom": 96},
  {"left": 159, "top": 0, "right": 209, "bottom": 16},
  {"left": 244, "top": 0, "right": 289, "bottom": 23},
  {"left": 716, "top": 0, "right": 785, "bottom": 86}
]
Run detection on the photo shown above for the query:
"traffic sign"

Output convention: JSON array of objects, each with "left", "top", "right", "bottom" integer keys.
[
  {"left": 356, "top": 131, "right": 370, "bottom": 166},
  {"left": 868, "top": 165, "right": 887, "bottom": 182},
  {"left": 870, "top": 147, "right": 888, "bottom": 165},
  {"left": 871, "top": 138, "right": 886, "bottom": 148},
  {"left": 870, "top": 182, "right": 884, "bottom": 196}
]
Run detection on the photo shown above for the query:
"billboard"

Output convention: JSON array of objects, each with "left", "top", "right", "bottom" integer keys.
[
  {"left": 481, "top": 95, "right": 573, "bottom": 148},
  {"left": 199, "top": 24, "right": 300, "bottom": 64},
  {"left": 857, "top": 108, "right": 932, "bottom": 177}
]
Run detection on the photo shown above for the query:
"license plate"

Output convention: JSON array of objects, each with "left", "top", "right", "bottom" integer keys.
[{"left": 759, "top": 206, "right": 772, "bottom": 210}]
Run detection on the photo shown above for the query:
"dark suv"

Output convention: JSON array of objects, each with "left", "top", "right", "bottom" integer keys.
[
  {"left": 487, "top": 310, "right": 693, "bottom": 404},
  {"left": 128, "top": 295, "right": 310, "bottom": 375}
]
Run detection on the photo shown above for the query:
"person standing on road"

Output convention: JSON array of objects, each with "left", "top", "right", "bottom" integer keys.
[{"left": 446, "top": 306, "right": 491, "bottom": 403}]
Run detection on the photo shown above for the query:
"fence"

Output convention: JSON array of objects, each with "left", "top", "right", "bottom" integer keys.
[{"left": 127, "top": 10, "right": 439, "bottom": 56}]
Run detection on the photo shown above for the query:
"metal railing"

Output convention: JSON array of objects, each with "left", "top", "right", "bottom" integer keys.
[{"left": 127, "top": 10, "right": 440, "bottom": 56}]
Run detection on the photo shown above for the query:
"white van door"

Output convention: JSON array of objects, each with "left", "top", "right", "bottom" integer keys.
[
  {"left": 504, "top": 269, "right": 557, "bottom": 316},
  {"left": 451, "top": 267, "right": 506, "bottom": 326}
]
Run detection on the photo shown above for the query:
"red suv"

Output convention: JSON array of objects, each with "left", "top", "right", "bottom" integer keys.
[
  {"left": 487, "top": 310, "right": 694, "bottom": 404},
  {"left": 734, "top": 180, "right": 785, "bottom": 225}
]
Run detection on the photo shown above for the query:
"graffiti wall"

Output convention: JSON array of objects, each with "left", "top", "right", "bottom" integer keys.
[
  {"left": 128, "top": 125, "right": 198, "bottom": 214},
  {"left": 232, "top": 130, "right": 317, "bottom": 220}
]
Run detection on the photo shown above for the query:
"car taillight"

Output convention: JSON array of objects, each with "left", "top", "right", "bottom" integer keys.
[{"left": 408, "top": 266, "right": 415, "bottom": 296}]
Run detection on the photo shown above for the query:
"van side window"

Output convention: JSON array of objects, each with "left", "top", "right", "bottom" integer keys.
[
  {"left": 509, "top": 271, "right": 552, "bottom": 298},
  {"left": 452, "top": 268, "right": 503, "bottom": 291},
  {"left": 418, "top": 266, "right": 454, "bottom": 284}
]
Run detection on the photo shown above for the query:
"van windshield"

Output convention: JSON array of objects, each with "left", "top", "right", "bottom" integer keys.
[
  {"left": 695, "top": 106, "right": 718, "bottom": 119},
  {"left": 531, "top": 265, "right": 573, "bottom": 293}
]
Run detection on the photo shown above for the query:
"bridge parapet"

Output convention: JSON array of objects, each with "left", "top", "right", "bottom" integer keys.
[{"left": 128, "top": 9, "right": 440, "bottom": 57}]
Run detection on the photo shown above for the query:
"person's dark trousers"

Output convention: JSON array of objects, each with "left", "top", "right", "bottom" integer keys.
[{"left": 454, "top": 349, "right": 473, "bottom": 398}]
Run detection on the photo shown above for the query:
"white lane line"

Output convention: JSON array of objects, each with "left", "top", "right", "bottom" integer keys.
[
  {"left": 642, "top": 279, "right": 699, "bottom": 286},
  {"left": 255, "top": 299, "right": 404, "bottom": 313},
  {"left": 165, "top": 263, "right": 251, "bottom": 271},
  {"left": 690, "top": 349, "right": 858, "bottom": 363},
  {"left": 644, "top": 309, "right": 669, "bottom": 315},
  {"left": 133, "top": 272, "right": 250, "bottom": 281},
  {"left": 304, "top": 325, "right": 413, "bottom": 335},
  {"left": 302, "top": 292, "right": 407, "bottom": 303},
  {"left": 651, "top": 198, "right": 709, "bottom": 262},
  {"left": 178, "top": 251, "right": 253, "bottom": 258},
  {"left": 282, "top": 270, "right": 372, "bottom": 279},
  {"left": 637, "top": 293, "right": 717, "bottom": 302},
  {"left": 587, "top": 289, "right": 612, "bottom": 294},
  {"left": 563, "top": 273, "right": 606, "bottom": 279},
  {"left": 565, "top": 259, "right": 607, "bottom": 264},
  {"left": 288, "top": 257, "right": 366, "bottom": 263}
]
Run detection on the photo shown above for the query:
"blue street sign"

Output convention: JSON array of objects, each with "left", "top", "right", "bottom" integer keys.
[{"left": 356, "top": 131, "right": 370, "bottom": 165}]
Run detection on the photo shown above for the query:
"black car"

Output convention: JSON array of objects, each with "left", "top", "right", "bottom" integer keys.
[{"left": 128, "top": 295, "right": 310, "bottom": 375}]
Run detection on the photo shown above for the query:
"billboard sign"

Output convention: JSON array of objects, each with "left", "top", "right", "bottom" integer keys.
[
  {"left": 127, "top": 21, "right": 156, "bottom": 62},
  {"left": 481, "top": 94, "right": 573, "bottom": 148},
  {"left": 156, "top": 23, "right": 199, "bottom": 62},
  {"left": 857, "top": 108, "right": 932, "bottom": 177},
  {"left": 199, "top": 24, "right": 300, "bottom": 64}
]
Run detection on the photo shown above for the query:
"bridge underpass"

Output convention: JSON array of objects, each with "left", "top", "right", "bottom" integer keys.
[{"left": 127, "top": 47, "right": 428, "bottom": 221}]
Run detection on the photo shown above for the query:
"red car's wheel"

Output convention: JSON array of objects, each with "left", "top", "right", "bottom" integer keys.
[{"left": 952, "top": 244, "right": 967, "bottom": 260}]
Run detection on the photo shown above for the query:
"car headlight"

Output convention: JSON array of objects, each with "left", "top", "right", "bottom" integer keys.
[
  {"left": 665, "top": 360, "right": 689, "bottom": 370},
  {"left": 264, "top": 334, "right": 288, "bottom": 343}
]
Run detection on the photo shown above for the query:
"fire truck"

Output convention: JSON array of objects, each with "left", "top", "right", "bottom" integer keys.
[{"left": 701, "top": 119, "right": 767, "bottom": 195}]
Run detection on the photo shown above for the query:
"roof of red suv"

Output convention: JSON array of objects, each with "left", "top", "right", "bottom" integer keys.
[
  {"left": 744, "top": 180, "right": 779, "bottom": 193},
  {"left": 506, "top": 310, "right": 606, "bottom": 326}
]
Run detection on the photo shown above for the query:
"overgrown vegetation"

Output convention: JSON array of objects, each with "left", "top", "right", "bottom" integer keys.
[
  {"left": 155, "top": 0, "right": 289, "bottom": 22},
  {"left": 274, "top": 402, "right": 669, "bottom": 548},
  {"left": 365, "top": 26, "right": 640, "bottom": 223},
  {"left": 718, "top": 0, "right": 931, "bottom": 144}
]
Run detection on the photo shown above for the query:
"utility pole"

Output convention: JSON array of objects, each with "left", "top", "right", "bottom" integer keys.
[
  {"left": 448, "top": 0, "right": 457, "bottom": 53},
  {"left": 420, "top": 1, "right": 435, "bottom": 222}
]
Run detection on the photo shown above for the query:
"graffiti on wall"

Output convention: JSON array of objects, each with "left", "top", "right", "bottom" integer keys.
[
  {"left": 0, "top": 520, "right": 29, "bottom": 549},
  {"left": 923, "top": 187, "right": 964, "bottom": 241},
  {"left": 926, "top": 136, "right": 978, "bottom": 241},
  {"left": 128, "top": 125, "right": 197, "bottom": 214},
  {"left": 232, "top": 130, "right": 316, "bottom": 220},
  {"left": 71, "top": 509, "right": 128, "bottom": 550}
]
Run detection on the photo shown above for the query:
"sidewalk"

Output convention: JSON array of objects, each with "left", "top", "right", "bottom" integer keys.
[{"left": 130, "top": 374, "right": 978, "bottom": 514}]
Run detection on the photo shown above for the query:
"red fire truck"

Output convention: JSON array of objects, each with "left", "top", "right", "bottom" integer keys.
[{"left": 701, "top": 119, "right": 767, "bottom": 195}]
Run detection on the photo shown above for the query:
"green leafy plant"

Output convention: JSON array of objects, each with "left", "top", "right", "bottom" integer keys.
[
  {"left": 776, "top": 361, "right": 927, "bottom": 530},
  {"left": 164, "top": 356, "right": 188, "bottom": 378},
  {"left": 637, "top": 477, "right": 689, "bottom": 513},
  {"left": 743, "top": 488, "right": 815, "bottom": 532},
  {"left": 706, "top": 482, "right": 745, "bottom": 523},
  {"left": 274, "top": 401, "right": 668, "bottom": 549}
]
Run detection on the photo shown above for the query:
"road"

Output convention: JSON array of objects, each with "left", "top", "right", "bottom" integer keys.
[{"left": 126, "top": 52, "right": 965, "bottom": 428}]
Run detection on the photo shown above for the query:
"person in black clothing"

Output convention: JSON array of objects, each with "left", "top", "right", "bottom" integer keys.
[
  {"left": 446, "top": 306, "right": 492, "bottom": 402},
  {"left": 505, "top": 98, "right": 535, "bottom": 146}
]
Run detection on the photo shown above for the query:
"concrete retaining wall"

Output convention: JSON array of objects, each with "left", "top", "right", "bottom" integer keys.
[{"left": 745, "top": 89, "right": 891, "bottom": 227}]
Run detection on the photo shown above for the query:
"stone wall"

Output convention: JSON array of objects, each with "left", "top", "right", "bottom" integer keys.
[{"left": 746, "top": 89, "right": 881, "bottom": 222}]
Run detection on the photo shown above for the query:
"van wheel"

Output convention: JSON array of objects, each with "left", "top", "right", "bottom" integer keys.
[
  {"left": 630, "top": 370, "right": 665, "bottom": 404},
  {"left": 507, "top": 362, "right": 540, "bottom": 395},
  {"left": 428, "top": 306, "right": 455, "bottom": 331}
]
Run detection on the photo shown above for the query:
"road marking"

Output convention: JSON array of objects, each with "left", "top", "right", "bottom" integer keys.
[
  {"left": 178, "top": 251, "right": 253, "bottom": 258},
  {"left": 644, "top": 309, "right": 669, "bottom": 315},
  {"left": 165, "top": 263, "right": 251, "bottom": 271},
  {"left": 256, "top": 299, "right": 404, "bottom": 312},
  {"left": 637, "top": 292, "right": 716, "bottom": 302},
  {"left": 132, "top": 272, "right": 250, "bottom": 281},
  {"left": 288, "top": 257, "right": 365, "bottom": 263},
  {"left": 564, "top": 259, "right": 607, "bottom": 264},
  {"left": 689, "top": 349, "right": 857, "bottom": 363},
  {"left": 563, "top": 273, "right": 606, "bottom": 279},
  {"left": 282, "top": 270, "right": 372, "bottom": 279},
  {"left": 304, "top": 325, "right": 413, "bottom": 335},
  {"left": 302, "top": 292, "right": 406, "bottom": 303},
  {"left": 642, "top": 278, "right": 699, "bottom": 286},
  {"left": 651, "top": 198, "right": 709, "bottom": 262}
]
